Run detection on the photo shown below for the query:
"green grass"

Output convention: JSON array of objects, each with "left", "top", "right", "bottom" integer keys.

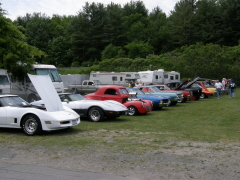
[{"left": 1, "top": 90, "right": 240, "bottom": 154}]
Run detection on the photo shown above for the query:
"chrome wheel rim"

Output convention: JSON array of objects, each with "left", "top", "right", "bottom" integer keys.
[
  {"left": 128, "top": 107, "right": 135, "bottom": 116},
  {"left": 90, "top": 109, "right": 101, "bottom": 121},
  {"left": 24, "top": 117, "right": 38, "bottom": 133}
]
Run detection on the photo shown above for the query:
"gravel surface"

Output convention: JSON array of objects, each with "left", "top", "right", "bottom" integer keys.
[{"left": 1, "top": 141, "right": 240, "bottom": 180}]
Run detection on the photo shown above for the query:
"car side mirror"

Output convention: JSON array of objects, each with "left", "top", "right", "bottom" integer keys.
[{"left": 63, "top": 99, "right": 69, "bottom": 103}]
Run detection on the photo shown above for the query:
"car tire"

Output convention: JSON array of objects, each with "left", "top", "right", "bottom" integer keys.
[
  {"left": 171, "top": 101, "right": 178, "bottom": 105},
  {"left": 88, "top": 107, "right": 104, "bottom": 122},
  {"left": 181, "top": 98, "right": 187, "bottom": 102},
  {"left": 127, "top": 106, "right": 138, "bottom": 116},
  {"left": 200, "top": 93, "right": 207, "bottom": 99},
  {"left": 22, "top": 115, "right": 42, "bottom": 136}
]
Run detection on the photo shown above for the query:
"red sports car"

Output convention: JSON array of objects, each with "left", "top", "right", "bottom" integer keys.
[{"left": 85, "top": 85, "right": 153, "bottom": 116}]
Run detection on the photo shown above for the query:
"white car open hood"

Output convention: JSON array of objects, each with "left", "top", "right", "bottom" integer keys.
[{"left": 28, "top": 74, "right": 64, "bottom": 112}]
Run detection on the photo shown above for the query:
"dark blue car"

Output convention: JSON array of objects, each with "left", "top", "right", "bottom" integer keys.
[{"left": 127, "top": 88, "right": 171, "bottom": 109}]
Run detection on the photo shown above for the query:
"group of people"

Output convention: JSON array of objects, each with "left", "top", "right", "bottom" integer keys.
[
  {"left": 128, "top": 81, "right": 145, "bottom": 88},
  {"left": 214, "top": 78, "right": 236, "bottom": 99}
]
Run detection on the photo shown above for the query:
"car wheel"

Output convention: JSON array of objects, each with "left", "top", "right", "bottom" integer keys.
[
  {"left": 22, "top": 115, "right": 42, "bottom": 136},
  {"left": 181, "top": 98, "right": 187, "bottom": 102},
  {"left": 88, "top": 107, "right": 104, "bottom": 122},
  {"left": 171, "top": 101, "right": 178, "bottom": 105},
  {"left": 200, "top": 93, "right": 206, "bottom": 99},
  {"left": 189, "top": 95, "right": 197, "bottom": 101},
  {"left": 127, "top": 106, "right": 138, "bottom": 116}
]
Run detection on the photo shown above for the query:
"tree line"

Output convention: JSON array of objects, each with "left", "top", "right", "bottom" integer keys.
[{"left": 1, "top": 0, "right": 240, "bottom": 81}]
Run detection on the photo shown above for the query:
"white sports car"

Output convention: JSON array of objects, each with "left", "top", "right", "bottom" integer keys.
[
  {"left": 32, "top": 93, "right": 128, "bottom": 122},
  {"left": 0, "top": 74, "right": 80, "bottom": 136}
]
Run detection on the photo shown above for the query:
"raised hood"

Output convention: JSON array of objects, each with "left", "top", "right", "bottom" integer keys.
[{"left": 28, "top": 74, "right": 64, "bottom": 112}]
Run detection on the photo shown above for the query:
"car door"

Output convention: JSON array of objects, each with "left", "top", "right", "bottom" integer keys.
[{"left": 100, "top": 88, "right": 122, "bottom": 103}]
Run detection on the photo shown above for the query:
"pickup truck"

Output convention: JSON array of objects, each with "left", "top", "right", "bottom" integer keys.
[{"left": 67, "top": 80, "right": 102, "bottom": 94}]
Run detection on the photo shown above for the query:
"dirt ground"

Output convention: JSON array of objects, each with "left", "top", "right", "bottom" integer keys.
[{"left": 1, "top": 141, "right": 240, "bottom": 180}]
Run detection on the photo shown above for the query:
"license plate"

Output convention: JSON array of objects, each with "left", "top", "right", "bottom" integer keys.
[{"left": 72, "top": 119, "right": 78, "bottom": 125}]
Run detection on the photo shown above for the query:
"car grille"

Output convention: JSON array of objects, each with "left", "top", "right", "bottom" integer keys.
[{"left": 162, "top": 99, "right": 170, "bottom": 104}]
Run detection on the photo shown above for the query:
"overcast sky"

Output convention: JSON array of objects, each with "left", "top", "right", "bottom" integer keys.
[{"left": 1, "top": 0, "right": 179, "bottom": 20}]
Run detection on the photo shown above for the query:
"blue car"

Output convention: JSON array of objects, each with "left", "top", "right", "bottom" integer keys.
[
  {"left": 136, "top": 86, "right": 184, "bottom": 105},
  {"left": 127, "top": 88, "right": 171, "bottom": 109}
]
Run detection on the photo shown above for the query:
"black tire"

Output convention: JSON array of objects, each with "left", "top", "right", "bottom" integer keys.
[
  {"left": 200, "top": 93, "right": 206, "bottom": 99},
  {"left": 171, "top": 101, "right": 178, "bottom": 105},
  {"left": 181, "top": 98, "right": 187, "bottom": 102},
  {"left": 127, "top": 106, "right": 138, "bottom": 116},
  {"left": 88, "top": 107, "right": 104, "bottom": 122},
  {"left": 22, "top": 115, "right": 42, "bottom": 136}
]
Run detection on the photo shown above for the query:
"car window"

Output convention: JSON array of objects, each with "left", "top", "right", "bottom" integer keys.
[
  {"left": 68, "top": 94, "right": 85, "bottom": 101},
  {"left": 0, "top": 96, "right": 30, "bottom": 107},
  {"left": 104, "top": 89, "right": 118, "bottom": 95},
  {"left": 119, "top": 88, "right": 128, "bottom": 94}
]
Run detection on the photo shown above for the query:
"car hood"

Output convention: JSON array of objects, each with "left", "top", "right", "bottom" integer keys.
[{"left": 28, "top": 74, "right": 64, "bottom": 112}]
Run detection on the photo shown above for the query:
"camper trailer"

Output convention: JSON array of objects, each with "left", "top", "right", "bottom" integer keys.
[
  {"left": 1, "top": 64, "right": 64, "bottom": 102},
  {"left": 89, "top": 71, "right": 140, "bottom": 86},
  {"left": 138, "top": 69, "right": 180, "bottom": 85}
]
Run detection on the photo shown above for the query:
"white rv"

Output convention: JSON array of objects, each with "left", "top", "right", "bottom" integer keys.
[
  {"left": 90, "top": 71, "right": 140, "bottom": 86},
  {"left": 2, "top": 64, "right": 64, "bottom": 102},
  {"left": 0, "top": 69, "right": 11, "bottom": 94},
  {"left": 138, "top": 69, "right": 180, "bottom": 85}
]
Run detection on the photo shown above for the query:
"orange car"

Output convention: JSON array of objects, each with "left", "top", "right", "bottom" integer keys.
[{"left": 199, "top": 82, "right": 214, "bottom": 98}]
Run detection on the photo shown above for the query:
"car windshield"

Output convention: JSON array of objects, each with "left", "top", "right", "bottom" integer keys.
[
  {"left": 35, "top": 68, "right": 62, "bottom": 82},
  {"left": 127, "top": 88, "right": 145, "bottom": 95},
  {"left": 142, "top": 86, "right": 162, "bottom": 93},
  {"left": 68, "top": 94, "right": 85, "bottom": 101},
  {"left": 93, "top": 80, "right": 102, "bottom": 85},
  {"left": 158, "top": 85, "right": 171, "bottom": 90},
  {"left": 0, "top": 96, "right": 30, "bottom": 107},
  {"left": 119, "top": 88, "right": 129, "bottom": 94}
]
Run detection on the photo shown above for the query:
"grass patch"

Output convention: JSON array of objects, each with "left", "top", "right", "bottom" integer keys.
[{"left": 0, "top": 90, "right": 240, "bottom": 154}]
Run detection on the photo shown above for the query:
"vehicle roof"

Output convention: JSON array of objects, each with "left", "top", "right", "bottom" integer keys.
[
  {"left": 0, "top": 94, "right": 18, "bottom": 98},
  {"left": 99, "top": 85, "right": 126, "bottom": 89}
]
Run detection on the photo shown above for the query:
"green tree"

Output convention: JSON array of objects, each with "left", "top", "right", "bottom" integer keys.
[
  {"left": 0, "top": 4, "right": 45, "bottom": 78},
  {"left": 124, "top": 41, "right": 153, "bottom": 59},
  {"left": 167, "top": 0, "right": 197, "bottom": 48},
  {"left": 101, "top": 44, "right": 122, "bottom": 60}
]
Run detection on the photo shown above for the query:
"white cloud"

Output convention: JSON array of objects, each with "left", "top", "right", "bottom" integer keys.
[{"left": 1, "top": 0, "right": 179, "bottom": 20}]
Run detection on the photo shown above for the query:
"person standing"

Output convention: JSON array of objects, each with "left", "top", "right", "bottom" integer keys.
[
  {"left": 228, "top": 80, "right": 236, "bottom": 98},
  {"left": 214, "top": 80, "right": 223, "bottom": 99}
]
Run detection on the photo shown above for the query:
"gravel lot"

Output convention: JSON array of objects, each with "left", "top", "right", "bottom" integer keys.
[{"left": 1, "top": 140, "right": 240, "bottom": 180}]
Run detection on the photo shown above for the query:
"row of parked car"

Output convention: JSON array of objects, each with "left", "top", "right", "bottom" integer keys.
[{"left": 0, "top": 76, "right": 215, "bottom": 136}]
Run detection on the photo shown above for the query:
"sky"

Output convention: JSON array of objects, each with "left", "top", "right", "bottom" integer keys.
[{"left": 1, "top": 0, "right": 179, "bottom": 20}]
